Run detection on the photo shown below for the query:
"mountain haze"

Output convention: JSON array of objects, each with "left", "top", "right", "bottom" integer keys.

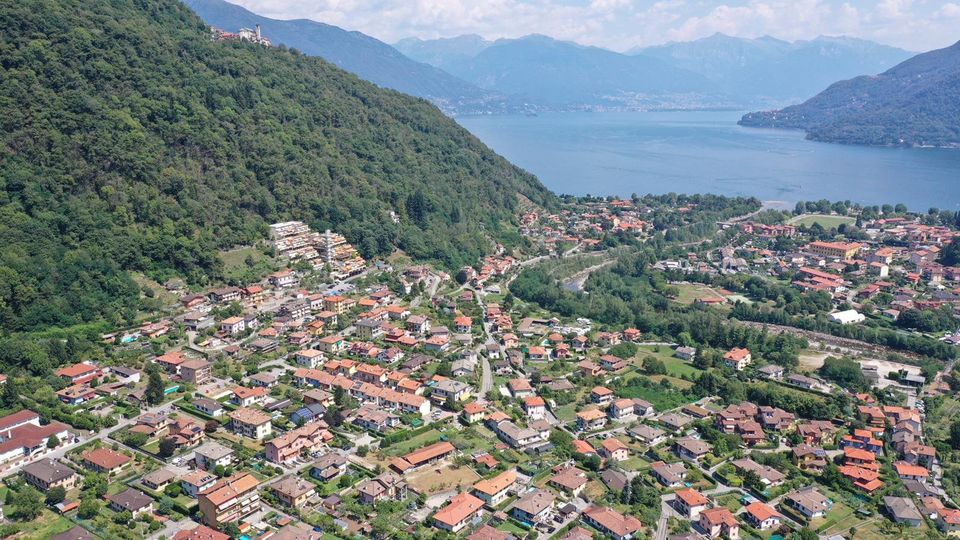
[
  {"left": 184, "top": 0, "right": 511, "bottom": 114},
  {"left": 414, "top": 34, "right": 719, "bottom": 108},
  {"left": 395, "top": 34, "right": 493, "bottom": 73},
  {"left": 638, "top": 34, "right": 913, "bottom": 105},
  {"left": 739, "top": 41, "right": 960, "bottom": 147},
  {"left": 0, "top": 0, "right": 552, "bottom": 331}
]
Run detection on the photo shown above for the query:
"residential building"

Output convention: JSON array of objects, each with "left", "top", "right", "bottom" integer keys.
[
  {"left": 698, "top": 507, "right": 739, "bottom": 539},
  {"left": 181, "top": 470, "right": 218, "bottom": 498},
  {"left": 510, "top": 489, "right": 555, "bottom": 524},
  {"left": 472, "top": 470, "right": 516, "bottom": 507},
  {"left": 582, "top": 505, "right": 643, "bottom": 540},
  {"left": 272, "top": 476, "right": 316, "bottom": 508},
  {"left": 197, "top": 472, "right": 261, "bottom": 528},
  {"left": 108, "top": 488, "right": 154, "bottom": 517},
  {"left": 723, "top": 348, "right": 752, "bottom": 371},
  {"left": 21, "top": 458, "right": 77, "bottom": 491},
  {"left": 434, "top": 492, "right": 484, "bottom": 532},
  {"left": 674, "top": 488, "right": 708, "bottom": 519},
  {"left": 180, "top": 360, "right": 211, "bottom": 384},
  {"left": 743, "top": 502, "right": 781, "bottom": 530},
  {"left": 81, "top": 448, "right": 131, "bottom": 475},
  {"left": 265, "top": 422, "right": 331, "bottom": 464},
  {"left": 194, "top": 442, "right": 234, "bottom": 471},
  {"left": 228, "top": 408, "right": 272, "bottom": 440}
]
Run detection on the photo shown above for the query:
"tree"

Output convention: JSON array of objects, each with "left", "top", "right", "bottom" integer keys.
[
  {"left": 78, "top": 497, "right": 100, "bottom": 519},
  {"left": 950, "top": 419, "right": 960, "bottom": 450},
  {"left": 10, "top": 486, "right": 43, "bottom": 521},
  {"left": 113, "top": 510, "right": 132, "bottom": 525},
  {"left": 145, "top": 367, "right": 164, "bottom": 405},
  {"left": 122, "top": 431, "right": 149, "bottom": 448},
  {"left": 164, "top": 482, "right": 182, "bottom": 498},
  {"left": 45, "top": 486, "right": 67, "bottom": 506},
  {"left": 158, "top": 437, "right": 176, "bottom": 458},
  {"left": 641, "top": 356, "right": 667, "bottom": 375},
  {"left": 223, "top": 522, "right": 242, "bottom": 538},
  {"left": 46, "top": 434, "right": 60, "bottom": 449}
]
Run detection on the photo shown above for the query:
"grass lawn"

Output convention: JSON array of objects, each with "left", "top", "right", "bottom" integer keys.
[
  {"left": 787, "top": 214, "right": 855, "bottom": 228},
  {"left": 380, "top": 428, "right": 441, "bottom": 456},
  {"left": 633, "top": 346, "right": 702, "bottom": 378},
  {"left": 673, "top": 283, "right": 726, "bottom": 305},
  {"left": 648, "top": 375, "right": 694, "bottom": 390},
  {"left": 616, "top": 384, "right": 696, "bottom": 411},
  {"left": 715, "top": 493, "right": 743, "bottom": 512},
  {"left": 497, "top": 519, "right": 530, "bottom": 535},
  {"left": 22, "top": 512, "right": 75, "bottom": 540},
  {"left": 554, "top": 404, "right": 578, "bottom": 422},
  {"left": 620, "top": 456, "right": 651, "bottom": 471}
]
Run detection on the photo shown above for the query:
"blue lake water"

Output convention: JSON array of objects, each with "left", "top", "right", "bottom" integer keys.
[{"left": 457, "top": 110, "right": 960, "bottom": 210}]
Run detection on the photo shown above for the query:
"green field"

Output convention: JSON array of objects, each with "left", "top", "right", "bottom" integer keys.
[
  {"left": 635, "top": 346, "right": 703, "bottom": 378},
  {"left": 788, "top": 214, "right": 856, "bottom": 228}
]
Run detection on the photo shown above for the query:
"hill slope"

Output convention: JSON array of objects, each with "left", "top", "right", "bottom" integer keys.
[
  {"left": 184, "top": 0, "right": 511, "bottom": 115},
  {"left": 638, "top": 34, "right": 912, "bottom": 105},
  {"left": 394, "top": 34, "right": 493, "bottom": 74},
  {"left": 429, "top": 34, "right": 717, "bottom": 108},
  {"left": 739, "top": 41, "right": 960, "bottom": 147},
  {"left": 0, "top": 0, "right": 553, "bottom": 331}
]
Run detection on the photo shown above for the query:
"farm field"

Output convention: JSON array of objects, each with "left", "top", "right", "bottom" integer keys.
[{"left": 407, "top": 463, "right": 479, "bottom": 494}]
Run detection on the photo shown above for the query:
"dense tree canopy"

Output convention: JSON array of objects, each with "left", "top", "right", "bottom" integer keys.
[{"left": 0, "top": 0, "right": 553, "bottom": 332}]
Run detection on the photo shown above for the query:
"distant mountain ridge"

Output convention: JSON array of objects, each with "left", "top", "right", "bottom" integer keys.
[
  {"left": 401, "top": 34, "right": 724, "bottom": 109},
  {"left": 184, "top": 0, "right": 513, "bottom": 114},
  {"left": 739, "top": 41, "right": 960, "bottom": 147},
  {"left": 637, "top": 33, "right": 912, "bottom": 103},
  {"left": 402, "top": 32, "right": 913, "bottom": 108}
]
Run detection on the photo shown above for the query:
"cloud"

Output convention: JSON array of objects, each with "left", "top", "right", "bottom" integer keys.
[{"left": 225, "top": 0, "right": 959, "bottom": 52}]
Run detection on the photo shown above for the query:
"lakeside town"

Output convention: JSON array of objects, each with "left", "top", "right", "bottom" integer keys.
[{"left": 6, "top": 196, "right": 960, "bottom": 540}]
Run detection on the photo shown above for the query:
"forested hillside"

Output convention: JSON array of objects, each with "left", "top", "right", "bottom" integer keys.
[
  {"left": 739, "top": 40, "right": 960, "bottom": 147},
  {"left": 0, "top": 0, "right": 553, "bottom": 332}
]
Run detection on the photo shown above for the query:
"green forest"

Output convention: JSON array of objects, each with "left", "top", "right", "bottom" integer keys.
[{"left": 0, "top": 0, "right": 554, "bottom": 332}]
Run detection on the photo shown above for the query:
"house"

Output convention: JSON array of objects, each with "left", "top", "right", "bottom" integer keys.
[
  {"left": 674, "top": 488, "right": 709, "bottom": 519},
  {"left": 454, "top": 316, "right": 473, "bottom": 334},
  {"left": 576, "top": 409, "right": 608, "bottom": 431},
  {"left": 181, "top": 470, "right": 218, "bottom": 498},
  {"left": 389, "top": 441, "right": 456, "bottom": 474},
  {"left": 674, "top": 438, "right": 711, "bottom": 462},
  {"left": 590, "top": 386, "right": 615, "bottom": 405},
  {"left": 56, "top": 384, "right": 96, "bottom": 405},
  {"left": 230, "top": 386, "right": 268, "bottom": 407},
  {"left": 549, "top": 466, "right": 588, "bottom": 496},
  {"left": 432, "top": 380, "right": 471, "bottom": 404},
  {"left": 783, "top": 488, "right": 832, "bottom": 519},
  {"left": 296, "top": 349, "right": 326, "bottom": 369},
  {"left": 786, "top": 373, "right": 818, "bottom": 390},
  {"left": 82, "top": 448, "right": 131, "bottom": 475},
  {"left": 272, "top": 476, "right": 316, "bottom": 508},
  {"left": 743, "top": 502, "right": 781, "bottom": 530},
  {"left": 792, "top": 444, "right": 828, "bottom": 473},
  {"left": 507, "top": 378, "right": 534, "bottom": 398},
  {"left": 600, "top": 468, "right": 629, "bottom": 491},
  {"left": 723, "top": 348, "right": 752, "bottom": 370},
  {"left": 659, "top": 412, "right": 694, "bottom": 433},
  {"left": 265, "top": 422, "right": 331, "bottom": 464},
  {"left": 433, "top": 492, "right": 484, "bottom": 533},
  {"left": 140, "top": 469, "right": 176, "bottom": 491},
  {"left": 884, "top": 496, "right": 923, "bottom": 527},
  {"left": 828, "top": 309, "right": 866, "bottom": 325},
  {"left": 730, "top": 458, "right": 785, "bottom": 486},
  {"left": 180, "top": 360, "right": 212, "bottom": 385},
  {"left": 510, "top": 489, "right": 555, "bottom": 524},
  {"left": 523, "top": 396, "right": 547, "bottom": 420},
  {"left": 352, "top": 406, "right": 399, "bottom": 432},
  {"left": 675, "top": 346, "right": 696, "bottom": 360},
  {"left": 894, "top": 461, "right": 930, "bottom": 481},
  {"left": 758, "top": 364, "right": 784, "bottom": 379},
  {"left": 599, "top": 438, "right": 629, "bottom": 462},
  {"left": 461, "top": 402, "right": 486, "bottom": 424},
  {"left": 193, "top": 398, "right": 224, "bottom": 417},
  {"left": 356, "top": 472, "right": 407, "bottom": 504},
  {"left": 472, "top": 470, "right": 516, "bottom": 507},
  {"left": 228, "top": 408, "right": 273, "bottom": 440},
  {"left": 219, "top": 316, "right": 246, "bottom": 335},
  {"left": 582, "top": 505, "right": 642, "bottom": 540},
  {"left": 55, "top": 363, "right": 102, "bottom": 385},
  {"left": 630, "top": 424, "right": 666, "bottom": 446},
  {"left": 194, "top": 442, "right": 235, "bottom": 471},
  {"left": 651, "top": 461, "right": 687, "bottom": 488},
  {"left": 310, "top": 453, "right": 348, "bottom": 482},
  {"left": 197, "top": 472, "right": 261, "bottom": 527},
  {"left": 248, "top": 372, "right": 278, "bottom": 388},
  {"left": 21, "top": 458, "right": 77, "bottom": 491},
  {"left": 108, "top": 488, "right": 154, "bottom": 517},
  {"left": 698, "top": 507, "right": 739, "bottom": 539},
  {"left": 609, "top": 399, "right": 635, "bottom": 420}
]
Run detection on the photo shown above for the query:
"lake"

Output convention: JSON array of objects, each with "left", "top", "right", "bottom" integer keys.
[{"left": 457, "top": 110, "right": 960, "bottom": 210}]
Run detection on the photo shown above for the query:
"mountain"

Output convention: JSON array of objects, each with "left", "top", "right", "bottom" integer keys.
[
  {"left": 183, "top": 0, "right": 510, "bottom": 114},
  {"left": 637, "top": 33, "right": 913, "bottom": 105},
  {"left": 739, "top": 41, "right": 960, "bottom": 147},
  {"left": 395, "top": 34, "right": 492, "bottom": 73},
  {"left": 403, "top": 34, "right": 718, "bottom": 108},
  {"left": 0, "top": 0, "right": 553, "bottom": 332}
]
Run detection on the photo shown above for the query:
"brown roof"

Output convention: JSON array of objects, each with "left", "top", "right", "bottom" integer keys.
[
  {"left": 434, "top": 492, "right": 484, "bottom": 527},
  {"left": 172, "top": 526, "right": 230, "bottom": 540},
  {"left": 83, "top": 448, "right": 131, "bottom": 470},
  {"left": 200, "top": 472, "right": 259, "bottom": 506},
  {"left": 584, "top": 506, "right": 642, "bottom": 537},
  {"left": 473, "top": 470, "right": 516, "bottom": 496}
]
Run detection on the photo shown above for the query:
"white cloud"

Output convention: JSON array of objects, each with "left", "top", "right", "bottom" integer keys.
[{"left": 225, "top": 0, "right": 959, "bottom": 52}]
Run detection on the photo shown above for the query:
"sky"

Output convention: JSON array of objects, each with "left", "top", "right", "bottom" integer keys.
[{"left": 227, "top": 0, "right": 960, "bottom": 52}]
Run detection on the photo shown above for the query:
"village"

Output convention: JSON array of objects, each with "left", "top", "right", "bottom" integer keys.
[{"left": 4, "top": 197, "right": 960, "bottom": 540}]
